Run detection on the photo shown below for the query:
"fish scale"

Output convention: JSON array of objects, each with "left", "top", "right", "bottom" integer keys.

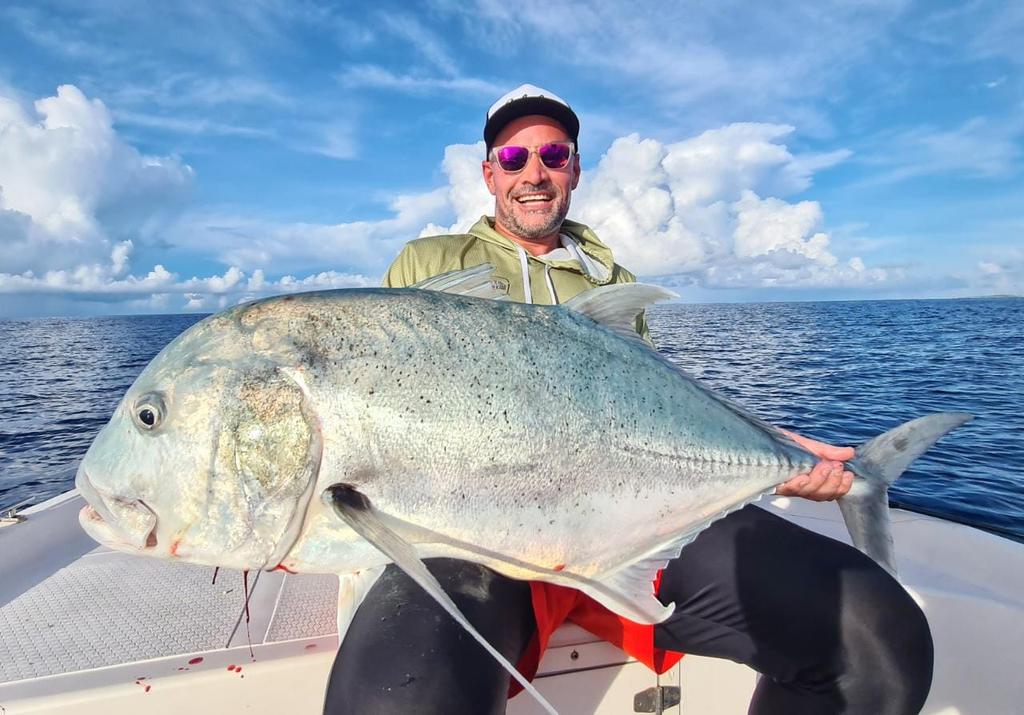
[{"left": 236, "top": 288, "right": 813, "bottom": 578}]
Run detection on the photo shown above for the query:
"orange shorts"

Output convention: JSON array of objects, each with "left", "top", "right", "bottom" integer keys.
[{"left": 509, "top": 574, "right": 684, "bottom": 697}]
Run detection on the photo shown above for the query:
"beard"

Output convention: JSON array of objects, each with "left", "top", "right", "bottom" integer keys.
[{"left": 495, "top": 182, "right": 570, "bottom": 240}]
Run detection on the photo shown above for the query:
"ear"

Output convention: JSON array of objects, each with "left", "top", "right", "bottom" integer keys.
[
  {"left": 482, "top": 159, "right": 497, "bottom": 196},
  {"left": 571, "top": 153, "right": 581, "bottom": 190}
]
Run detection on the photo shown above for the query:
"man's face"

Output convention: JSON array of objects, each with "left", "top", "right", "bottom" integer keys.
[{"left": 482, "top": 115, "right": 581, "bottom": 244}]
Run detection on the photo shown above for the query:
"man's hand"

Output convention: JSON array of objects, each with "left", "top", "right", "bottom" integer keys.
[{"left": 774, "top": 430, "right": 855, "bottom": 502}]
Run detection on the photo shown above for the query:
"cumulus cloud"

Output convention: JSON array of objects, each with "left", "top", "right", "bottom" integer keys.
[
  {"left": 0, "top": 239, "right": 375, "bottom": 304},
  {"left": 0, "top": 84, "right": 192, "bottom": 275},
  {"left": 419, "top": 125, "right": 882, "bottom": 290},
  {"left": 184, "top": 125, "right": 881, "bottom": 295},
  {"left": 0, "top": 84, "right": 376, "bottom": 313},
  {"left": 0, "top": 85, "right": 896, "bottom": 314}
]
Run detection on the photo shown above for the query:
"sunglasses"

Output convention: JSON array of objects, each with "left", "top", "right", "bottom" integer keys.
[{"left": 490, "top": 142, "right": 575, "bottom": 173}]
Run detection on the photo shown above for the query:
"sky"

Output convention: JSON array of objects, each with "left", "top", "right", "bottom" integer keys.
[{"left": 0, "top": 0, "right": 1022, "bottom": 317}]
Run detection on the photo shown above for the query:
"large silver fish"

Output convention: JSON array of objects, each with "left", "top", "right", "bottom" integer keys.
[{"left": 75, "top": 266, "right": 969, "bottom": 711}]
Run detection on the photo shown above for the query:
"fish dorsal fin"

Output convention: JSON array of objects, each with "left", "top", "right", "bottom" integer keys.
[
  {"left": 326, "top": 485, "right": 558, "bottom": 715},
  {"left": 564, "top": 283, "right": 676, "bottom": 343},
  {"left": 410, "top": 264, "right": 510, "bottom": 300}
]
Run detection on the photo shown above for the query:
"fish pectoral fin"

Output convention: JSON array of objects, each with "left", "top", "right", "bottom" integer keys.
[
  {"left": 325, "top": 484, "right": 558, "bottom": 715},
  {"left": 409, "top": 264, "right": 511, "bottom": 301}
]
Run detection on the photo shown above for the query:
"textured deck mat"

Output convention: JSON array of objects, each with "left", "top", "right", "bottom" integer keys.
[
  {"left": 266, "top": 573, "right": 339, "bottom": 643},
  {"left": 0, "top": 550, "right": 253, "bottom": 683}
]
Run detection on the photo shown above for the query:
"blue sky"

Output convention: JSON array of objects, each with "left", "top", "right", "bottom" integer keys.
[{"left": 0, "top": 0, "right": 1021, "bottom": 316}]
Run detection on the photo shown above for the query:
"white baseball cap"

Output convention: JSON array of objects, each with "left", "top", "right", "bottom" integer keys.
[{"left": 483, "top": 84, "right": 580, "bottom": 153}]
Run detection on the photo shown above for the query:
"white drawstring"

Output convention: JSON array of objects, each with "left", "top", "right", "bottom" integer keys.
[
  {"left": 560, "top": 234, "right": 609, "bottom": 282},
  {"left": 515, "top": 244, "right": 561, "bottom": 305},
  {"left": 543, "top": 263, "right": 558, "bottom": 304},
  {"left": 516, "top": 244, "right": 533, "bottom": 304}
]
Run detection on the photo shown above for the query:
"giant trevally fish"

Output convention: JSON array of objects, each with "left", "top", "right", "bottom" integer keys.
[{"left": 75, "top": 266, "right": 970, "bottom": 713}]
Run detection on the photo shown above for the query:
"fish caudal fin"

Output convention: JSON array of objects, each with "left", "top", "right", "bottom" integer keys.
[
  {"left": 326, "top": 485, "right": 559, "bottom": 715},
  {"left": 841, "top": 412, "right": 973, "bottom": 576}
]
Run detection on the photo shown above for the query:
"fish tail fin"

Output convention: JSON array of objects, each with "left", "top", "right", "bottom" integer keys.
[{"left": 840, "top": 412, "right": 973, "bottom": 576}]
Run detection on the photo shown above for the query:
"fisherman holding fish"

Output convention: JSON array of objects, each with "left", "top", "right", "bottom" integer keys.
[{"left": 323, "top": 86, "right": 936, "bottom": 714}]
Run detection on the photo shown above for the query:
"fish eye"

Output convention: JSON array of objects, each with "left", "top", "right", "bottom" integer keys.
[{"left": 132, "top": 392, "right": 166, "bottom": 432}]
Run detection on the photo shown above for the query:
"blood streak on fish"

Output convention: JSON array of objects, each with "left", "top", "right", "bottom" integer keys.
[{"left": 188, "top": 657, "right": 203, "bottom": 665}]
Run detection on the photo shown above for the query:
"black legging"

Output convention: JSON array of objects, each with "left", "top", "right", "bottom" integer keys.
[{"left": 323, "top": 505, "right": 933, "bottom": 715}]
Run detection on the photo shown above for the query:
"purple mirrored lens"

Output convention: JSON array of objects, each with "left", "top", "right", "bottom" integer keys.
[
  {"left": 538, "top": 142, "right": 571, "bottom": 168},
  {"left": 496, "top": 146, "right": 530, "bottom": 172}
]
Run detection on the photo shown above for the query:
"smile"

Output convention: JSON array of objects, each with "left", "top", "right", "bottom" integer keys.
[{"left": 514, "top": 193, "right": 554, "bottom": 204}]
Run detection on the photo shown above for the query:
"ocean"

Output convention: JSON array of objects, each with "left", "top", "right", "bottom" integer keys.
[{"left": 1, "top": 298, "right": 1021, "bottom": 542}]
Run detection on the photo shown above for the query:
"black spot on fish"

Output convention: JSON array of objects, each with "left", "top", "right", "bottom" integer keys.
[{"left": 328, "top": 484, "right": 370, "bottom": 512}]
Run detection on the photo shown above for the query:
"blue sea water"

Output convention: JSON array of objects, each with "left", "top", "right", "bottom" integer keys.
[{"left": 0, "top": 298, "right": 1021, "bottom": 542}]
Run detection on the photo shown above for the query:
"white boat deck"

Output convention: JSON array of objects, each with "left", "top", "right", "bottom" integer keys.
[{"left": 1, "top": 491, "right": 1022, "bottom": 714}]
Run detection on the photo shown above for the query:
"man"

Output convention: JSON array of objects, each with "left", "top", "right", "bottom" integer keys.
[{"left": 323, "top": 85, "right": 933, "bottom": 715}]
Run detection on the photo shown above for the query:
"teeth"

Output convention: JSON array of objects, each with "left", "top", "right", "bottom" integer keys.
[{"left": 517, "top": 196, "right": 551, "bottom": 203}]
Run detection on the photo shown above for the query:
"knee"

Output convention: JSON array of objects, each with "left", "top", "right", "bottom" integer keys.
[{"left": 841, "top": 570, "right": 934, "bottom": 713}]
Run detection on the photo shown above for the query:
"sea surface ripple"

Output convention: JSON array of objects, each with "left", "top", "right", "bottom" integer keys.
[{"left": 650, "top": 297, "right": 1023, "bottom": 541}]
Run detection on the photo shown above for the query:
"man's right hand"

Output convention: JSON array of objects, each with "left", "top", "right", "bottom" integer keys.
[{"left": 775, "top": 430, "right": 854, "bottom": 502}]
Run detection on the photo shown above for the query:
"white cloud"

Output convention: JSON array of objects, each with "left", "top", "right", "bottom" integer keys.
[
  {"left": 0, "top": 84, "right": 920, "bottom": 313},
  {"left": 0, "top": 84, "right": 192, "bottom": 275},
  {"left": 565, "top": 128, "right": 879, "bottom": 288},
  {"left": 859, "top": 116, "right": 1024, "bottom": 184},
  {"left": 968, "top": 245, "right": 1024, "bottom": 296},
  {"left": 0, "top": 84, "right": 375, "bottom": 312},
  {"left": 115, "top": 73, "right": 293, "bottom": 109},
  {"left": 307, "top": 121, "right": 358, "bottom": 160},
  {"left": 453, "top": 0, "right": 908, "bottom": 124},
  {"left": 167, "top": 183, "right": 453, "bottom": 277},
  {"left": 112, "top": 109, "right": 271, "bottom": 138},
  {"left": 378, "top": 13, "right": 460, "bottom": 76},
  {"left": 337, "top": 65, "right": 502, "bottom": 97},
  {"left": 0, "top": 239, "right": 375, "bottom": 302},
  {"left": 383, "top": 126, "right": 887, "bottom": 290}
]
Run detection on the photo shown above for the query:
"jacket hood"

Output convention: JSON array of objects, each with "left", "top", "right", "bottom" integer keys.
[{"left": 466, "top": 216, "right": 616, "bottom": 285}]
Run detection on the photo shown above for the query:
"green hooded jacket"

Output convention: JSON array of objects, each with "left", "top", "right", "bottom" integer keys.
[{"left": 383, "top": 216, "right": 650, "bottom": 340}]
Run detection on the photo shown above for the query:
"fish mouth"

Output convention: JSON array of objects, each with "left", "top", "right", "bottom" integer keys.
[{"left": 76, "top": 469, "right": 159, "bottom": 552}]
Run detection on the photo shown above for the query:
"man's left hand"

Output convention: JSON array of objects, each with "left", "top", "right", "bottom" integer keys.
[{"left": 774, "top": 430, "right": 855, "bottom": 502}]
